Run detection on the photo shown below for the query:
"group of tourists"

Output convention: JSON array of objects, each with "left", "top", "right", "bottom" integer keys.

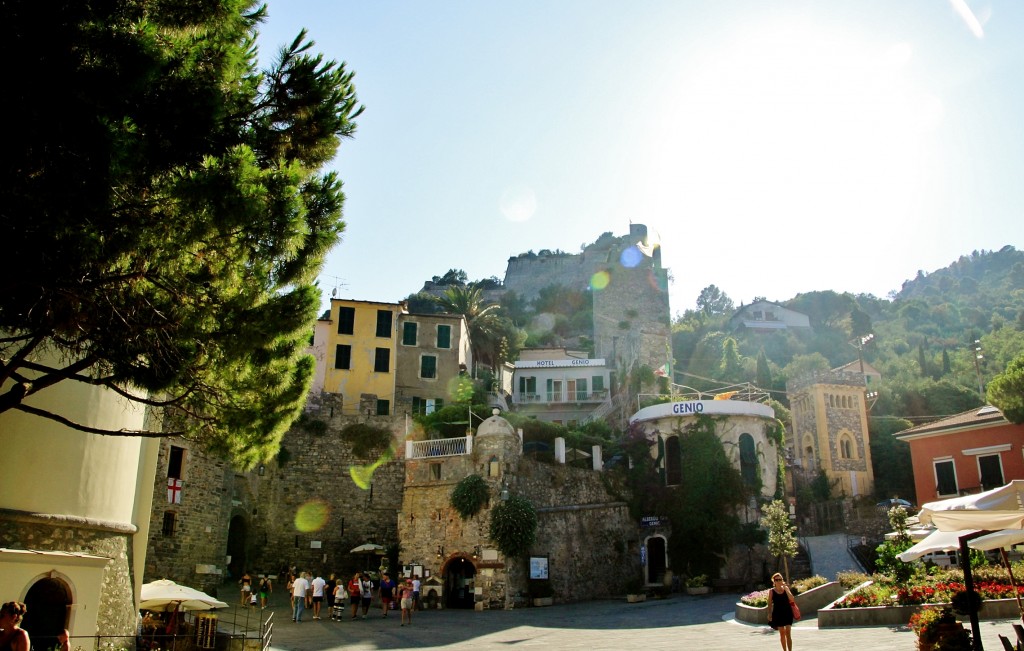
[
  {"left": 280, "top": 570, "right": 420, "bottom": 626},
  {"left": 238, "top": 571, "right": 273, "bottom": 608}
]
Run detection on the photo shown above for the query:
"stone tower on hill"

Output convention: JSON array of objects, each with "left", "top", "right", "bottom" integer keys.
[{"left": 503, "top": 224, "right": 672, "bottom": 406}]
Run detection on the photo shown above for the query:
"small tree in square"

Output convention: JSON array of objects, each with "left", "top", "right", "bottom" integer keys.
[{"left": 761, "top": 499, "right": 798, "bottom": 582}]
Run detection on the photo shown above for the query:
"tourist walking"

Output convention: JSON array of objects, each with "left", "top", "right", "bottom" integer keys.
[
  {"left": 399, "top": 579, "right": 414, "bottom": 626},
  {"left": 331, "top": 579, "right": 348, "bottom": 620},
  {"left": 378, "top": 573, "right": 395, "bottom": 617},
  {"left": 258, "top": 575, "right": 272, "bottom": 609},
  {"left": 291, "top": 572, "right": 311, "bottom": 622},
  {"left": 359, "top": 573, "right": 373, "bottom": 618},
  {"left": 348, "top": 573, "right": 362, "bottom": 620},
  {"left": 766, "top": 572, "right": 796, "bottom": 651},
  {"left": 412, "top": 576, "right": 421, "bottom": 610},
  {"left": 311, "top": 574, "right": 326, "bottom": 620},
  {"left": 325, "top": 574, "right": 337, "bottom": 615},
  {"left": 0, "top": 602, "right": 30, "bottom": 651},
  {"left": 239, "top": 571, "right": 252, "bottom": 605}
]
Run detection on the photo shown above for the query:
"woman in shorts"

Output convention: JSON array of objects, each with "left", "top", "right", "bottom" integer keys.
[{"left": 399, "top": 579, "right": 414, "bottom": 626}]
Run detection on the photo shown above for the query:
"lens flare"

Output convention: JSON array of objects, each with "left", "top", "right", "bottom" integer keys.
[
  {"left": 620, "top": 245, "right": 643, "bottom": 268},
  {"left": 590, "top": 271, "right": 610, "bottom": 290},
  {"left": 350, "top": 447, "right": 395, "bottom": 490},
  {"left": 295, "top": 499, "right": 329, "bottom": 533}
]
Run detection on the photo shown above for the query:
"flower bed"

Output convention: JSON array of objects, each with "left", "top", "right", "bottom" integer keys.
[{"left": 734, "top": 581, "right": 844, "bottom": 625}]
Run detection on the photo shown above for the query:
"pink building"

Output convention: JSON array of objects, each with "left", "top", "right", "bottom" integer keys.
[{"left": 895, "top": 405, "right": 1024, "bottom": 506}]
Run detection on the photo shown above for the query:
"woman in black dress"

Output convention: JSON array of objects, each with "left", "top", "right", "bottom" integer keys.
[{"left": 766, "top": 572, "right": 795, "bottom": 651}]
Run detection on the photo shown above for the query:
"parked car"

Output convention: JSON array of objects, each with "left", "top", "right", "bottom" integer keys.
[{"left": 877, "top": 498, "right": 917, "bottom": 512}]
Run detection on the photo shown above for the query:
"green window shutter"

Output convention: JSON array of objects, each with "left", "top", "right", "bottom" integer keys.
[
  {"left": 437, "top": 325, "right": 451, "bottom": 349},
  {"left": 421, "top": 355, "right": 437, "bottom": 379},
  {"left": 435, "top": 398, "right": 443, "bottom": 410},
  {"left": 376, "top": 310, "right": 392, "bottom": 337},
  {"left": 403, "top": 322, "right": 417, "bottom": 345},
  {"left": 592, "top": 375, "right": 604, "bottom": 392},
  {"left": 374, "top": 347, "right": 390, "bottom": 372},
  {"left": 577, "top": 379, "right": 588, "bottom": 399},
  {"left": 546, "top": 378, "right": 553, "bottom": 401},
  {"left": 376, "top": 399, "right": 390, "bottom": 415},
  {"left": 337, "top": 307, "right": 355, "bottom": 335},
  {"left": 412, "top": 397, "right": 423, "bottom": 414}
]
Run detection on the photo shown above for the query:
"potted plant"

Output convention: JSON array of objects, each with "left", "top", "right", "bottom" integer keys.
[
  {"left": 530, "top": 579, "right": 554, "bottom": 607},
  {"left": 626, "top": 576, "right": 646, "bottom": 603},
  {"left": 685, "top": 574, "right": 710, "bottom": 596}
]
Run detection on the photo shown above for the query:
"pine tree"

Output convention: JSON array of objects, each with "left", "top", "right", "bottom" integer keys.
[{"left": 0, "top": 1, "right": 362, "bottom": 467}]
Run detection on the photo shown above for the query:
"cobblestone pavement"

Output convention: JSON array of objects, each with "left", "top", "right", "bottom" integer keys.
[{"left": 221, "top": 589, "right": 1024, "bottom": 651}]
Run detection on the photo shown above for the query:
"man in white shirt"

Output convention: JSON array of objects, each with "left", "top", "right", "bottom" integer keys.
[
  {"left": 291, "top": 572, "right": 311, "bottom": 622},
  {"left": 412, "top": 577, "right": 421, "bottom": 611},
  {"left": 310, "top": 574, "right": 327, "bottom": 620}
]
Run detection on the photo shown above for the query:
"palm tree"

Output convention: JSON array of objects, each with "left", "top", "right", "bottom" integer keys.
[{"left": 434, "top": 285, "right": 501, "bottom": 373}]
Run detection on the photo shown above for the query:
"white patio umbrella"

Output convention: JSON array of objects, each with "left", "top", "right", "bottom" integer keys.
[
  {"left": 140, "top": 579, "right": 229, "bottom": 611},
  {"left": 918, "top": 480, "right": 1024, "bottom": 531},
  {"left": 350, "top": 543, "right": 386, "bottom": 554},
  {"left": 897, "top": 528, "right": 977, "bottom": 562}
]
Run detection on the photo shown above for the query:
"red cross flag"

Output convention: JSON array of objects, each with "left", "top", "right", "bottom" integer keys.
[{"left": 167, "top": 478, "right": 183, "bottom": 504}]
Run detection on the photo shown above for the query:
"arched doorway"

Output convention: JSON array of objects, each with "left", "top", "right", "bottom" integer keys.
[
  {"left": 22, "top": 577, "right": 71, "bottom": 651},
  {"left": 442, "top": 556, "right": 476, "bottom": 609},
  {"left": 226, "top": 515, "right": 248, "bottom": 580},
  {"left": 645, "top": 536, "right": 666, "bottom": 585}
]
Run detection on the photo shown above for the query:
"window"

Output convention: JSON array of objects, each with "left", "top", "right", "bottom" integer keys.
[
  {"left": 765, "top": 311, "right": 776, "bottom": 321},
  {"left": 376, "top": 310, "right": 392, "bottom": 337},
  {"left": 840, "top": 436, "right": 853, "bottom": 459},
  {"left": 376, "top": 399, "right": 390, "bottom": 416},
  {"left": 664, "top": 436, "right": 681, "bottom": 486},
  {"left": 935, "top": 459, "right": 958, "bottom": 497},
  {"left": 420, "top": 355, "right": 437, "bottom": 379},
  {"left": 430, "top": 463, "right": 441, "bottom": 481},
  {"left": 162, "top": 511, "right": 176, "bottom": 537},
  {"left": 337, "top": 306, "right": 355, "bottom": 335},
  {"left": 437, "top": 324, "right": 451, "bottom": 349},
  {"left": 739, "top": 434, "right": 757, "bottom": 486},
  {"left": 575, "top": 378, "right": 588, "bottom": 400},
  {"left": 979, "top": 454, "right": 1004, "bottom": 491},
  {"left": 334, "top": 344, "right": 352, "bottom": 369},
  {"left": 168, "top": 446, "right": 185, "bottom": 479},
  {"left": 402, "top": 322, "right": 418, "bottom": 346},
  {"left": 752, "top": 310, "right": 763, "bottom": 320},
  {"left": 592, "top": 376, "right": 605, "bottom": 392},
  {"left": 518, "top": 376, "right": 537, "bottom": 398},
  {"left": 374, "top": 347, "right": 390, "bottom": 372}
]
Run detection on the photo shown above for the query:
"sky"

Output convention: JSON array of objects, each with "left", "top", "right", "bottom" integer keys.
[{"left": 256, "top": 0, "right": 1024, "bottom": 316}]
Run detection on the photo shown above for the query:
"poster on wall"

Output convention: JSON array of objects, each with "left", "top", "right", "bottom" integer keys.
[{"left": 529, "top": 555, "right": 549, "bottom": 580}]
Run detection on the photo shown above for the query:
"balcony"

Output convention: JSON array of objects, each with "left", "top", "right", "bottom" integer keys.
[
  {"left": 405, "top": 435, "right": 472, "bottom": 459},
  {"left": 512, "top": 389, "right": 609, "bottom": 405}
]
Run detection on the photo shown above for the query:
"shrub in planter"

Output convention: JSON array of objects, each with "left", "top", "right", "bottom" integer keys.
[{"left": 685, "top": 574, "right": 708, "bottom": 589}]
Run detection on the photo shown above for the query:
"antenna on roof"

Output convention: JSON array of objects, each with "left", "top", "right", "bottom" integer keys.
[{"left": 325, "top": 275, "right": 348, "bottom": 298}]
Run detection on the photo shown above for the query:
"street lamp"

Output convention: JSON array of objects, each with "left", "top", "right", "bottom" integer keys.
[
  {"left": 973, "top": 339, "right": 985, "bottom": 400},
  {"left": 849, "top": 334, "right": 874, "bottom": 376}
]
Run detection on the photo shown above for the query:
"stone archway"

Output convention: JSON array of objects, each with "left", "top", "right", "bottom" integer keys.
[
  {"left": 22, "top": 576, "right": 71, "bottom": 651},
  {"left": 442, "top": 556, "right": 477, "bottom": 609},
  {"left": 226, "top": 515, "right": 248, "bottom": 580}
]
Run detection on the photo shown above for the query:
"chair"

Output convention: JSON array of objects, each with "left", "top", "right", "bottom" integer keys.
[
  {"left": 1013, "top": 622, "right": 1024, "bottom": 646},
  {"left": 999, "top": 634, "right": 1016, "bottom": 651}
]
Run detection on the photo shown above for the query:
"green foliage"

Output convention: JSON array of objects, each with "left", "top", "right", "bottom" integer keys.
[
  {"left": 869, "top": 418, "right": 916, "bottom": 501},
  {"left": 761, "top": 499, "right": 798, "bottom": 571},
  {"left": 988, "top": 352, "right": 1024, "bottom": 423},
  {"left": 341, "top": 423, "right": 392, "bottom": 458},
  {"left": 1, "top": 1, "right": 363, "bottom": 468},
  {"left": 873, "top": 537, "right": 914, "bottom": 583},
  {"left": 489, "top": 495, "right": 537, "bottom": 558},
  {"left": 450, "top": 474, "right": 490, "bottom": 519},
  {"left": 696, "top": 285, "right": 734, "bottom": 316}
]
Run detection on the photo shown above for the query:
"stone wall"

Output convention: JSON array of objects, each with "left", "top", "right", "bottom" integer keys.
[
  {"left": 145, "top": 439, "right": 236, "bottom": 594},
  {"left": 245, "top": 410, "right": 407, "bottom": 579},
  {"left": 0, "top": 515, "right": 136, "bottom": 636}
]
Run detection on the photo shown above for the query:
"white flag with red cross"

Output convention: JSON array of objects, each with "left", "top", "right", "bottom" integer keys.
[{"left": 167, "top": 478, "right": 183, "bottom": 504}]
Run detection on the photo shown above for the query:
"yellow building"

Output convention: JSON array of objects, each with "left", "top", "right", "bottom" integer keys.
[
  {"left": 0, "top": 349, "right": 159, "bottom": 645},
  {"left": 319, "top": 298, "right": 408, "bottom": 416},
  {"left": 788, "top": 369, "right": 875, "bottom": 498}
]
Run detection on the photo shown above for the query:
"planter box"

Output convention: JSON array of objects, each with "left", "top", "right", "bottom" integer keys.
[
  {"left": 686, "top": 586, "right": 710, "bottom": 596},
  {"left": 734, "top": 581, "right": 844, "bottom": 625},
  {"left": 532, "top": 597, "right": 553, "bottom": 607},
  {"left": 626, "top": 594, "right": 646, "bottom": 603}
]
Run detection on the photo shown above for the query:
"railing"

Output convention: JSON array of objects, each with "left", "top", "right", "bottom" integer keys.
[
  {"left": 512, "top": 390, "right": 609, "bottom": 405},
  {"left": 405, "top": 436, "right": 472, "bottom": 459}
]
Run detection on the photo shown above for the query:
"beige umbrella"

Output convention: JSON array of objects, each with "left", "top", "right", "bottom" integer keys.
[{"left": 140, "top": 579, "right": 229, "bottom": 611}]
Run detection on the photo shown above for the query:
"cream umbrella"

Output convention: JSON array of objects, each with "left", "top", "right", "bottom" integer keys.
[{"left": 140, "top": 579, "right": 229, "bottom": 611}]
